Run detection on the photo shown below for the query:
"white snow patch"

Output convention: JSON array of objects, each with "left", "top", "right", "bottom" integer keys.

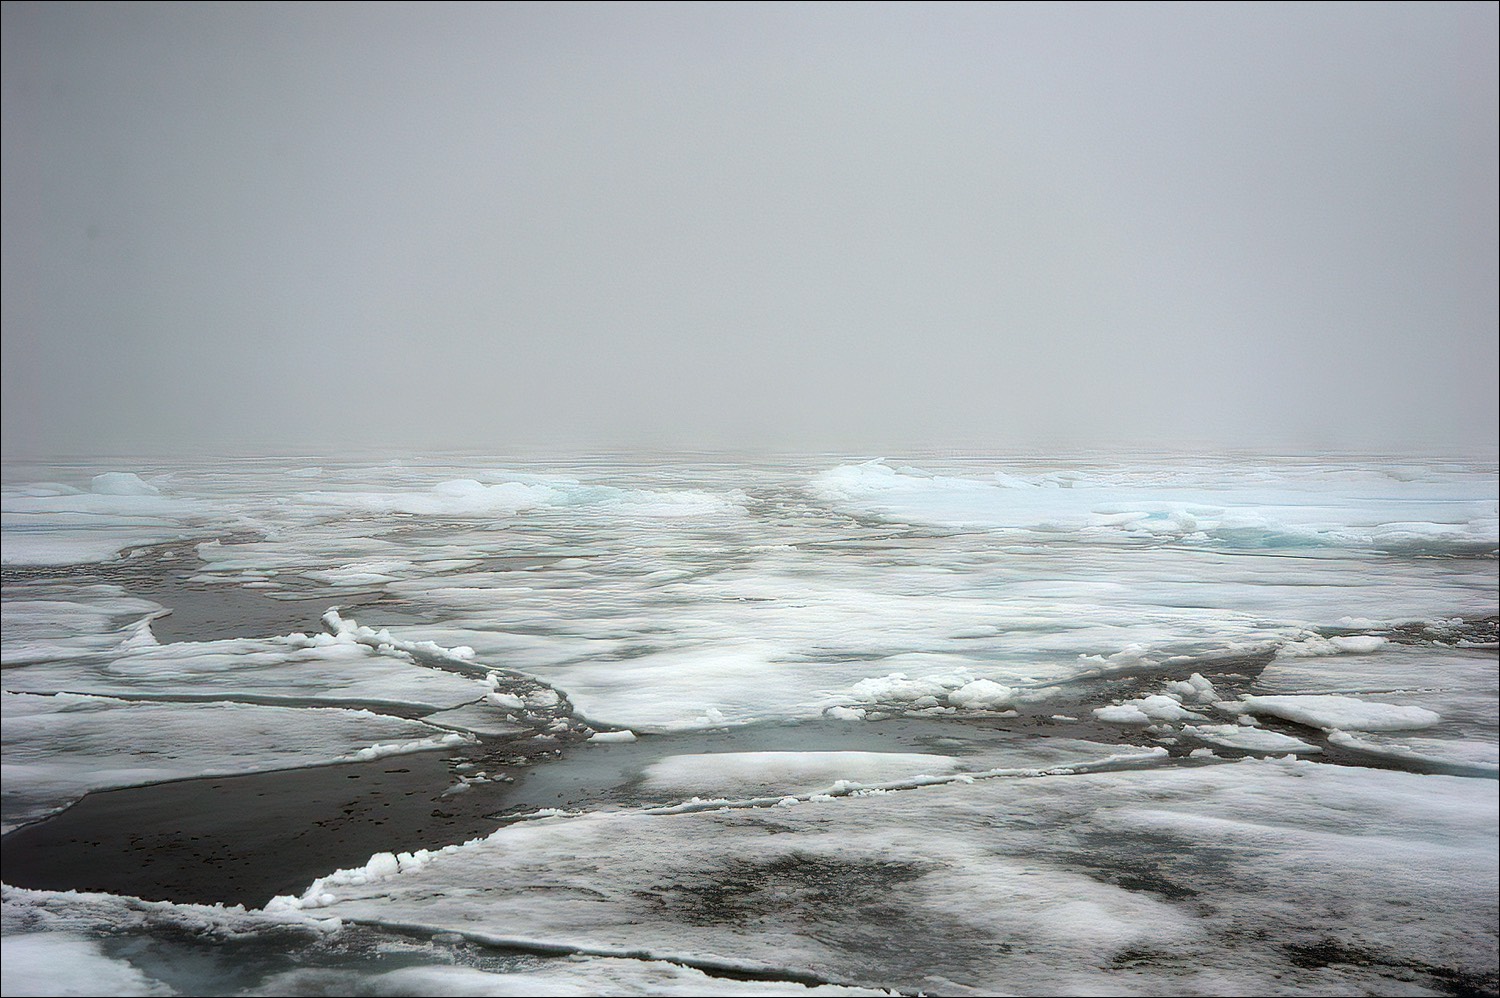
[
  {"left": 947, "top": 679, "right": 1018, "bottom": 710},
  {"left": 1093, "top": 704, "right": 1151, "bottom": 725}
]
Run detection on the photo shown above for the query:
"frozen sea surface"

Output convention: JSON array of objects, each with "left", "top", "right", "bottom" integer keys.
[{"left": 1, "top": 453, "right": 1496, "bottom": 996}]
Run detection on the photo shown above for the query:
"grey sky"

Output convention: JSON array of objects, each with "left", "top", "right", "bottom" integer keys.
[{"left": 3, "top": 2, "right": 1496, "bottom": 456}]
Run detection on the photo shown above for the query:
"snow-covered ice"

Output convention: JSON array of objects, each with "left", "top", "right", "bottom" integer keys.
[
  {"left": 2, "top": 453, "right": 1495, "bottom": 996},
  {"left": 1239, "top": 694, "right": 1442, "bottom": 731}
]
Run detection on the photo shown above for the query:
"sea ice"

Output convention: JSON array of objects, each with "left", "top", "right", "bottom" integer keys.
[
  {"left": 0, "top": 886, "right": 890, "bottom": 997},
  {"left": 1183, "top": 723, "right": 1321, "bottom": 754},
  {"left": 1326, "top": 730, "right": 1499, "bottom": 774},
  {"left": 0, "top": 590, "right": 165, "bottom": 666},
  {"left": 0, "top": 932, "right": 168, "bottom": 997},
  {"left": 1, "top": 475, "right": 229, "bottom": 565},
  {"left": 2, "top": 626, "right": 484, "bottom": 711},
  {"left": 273, "top": 758, "right": 1498, "bottom": 996},
  {"left": 1, "top": 692, "right": 466, "bottom": 832},
  {"left": 2, "top": 453, "right": 1495, "bottom": 996},
  {"left": 245, "top": 962, "right": 893, "bottom": 996},
  {"left": 810, "top": 459, "right": 1499, "bottom": 556},
  {"left": 1239, "top": 694, "right": 1442, "bottom": 731},
  {"left": 640, "top": 751, "right": 962, "bottom": 800},
  {"left": 587, "top": 729, "right": 638, "bottom": 743}
]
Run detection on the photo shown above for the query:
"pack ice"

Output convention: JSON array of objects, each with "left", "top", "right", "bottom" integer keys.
[{"left": 1, "top": 454, "right": 1494, "bottom": 996}]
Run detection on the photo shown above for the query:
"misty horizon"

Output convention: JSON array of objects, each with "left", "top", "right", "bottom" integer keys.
[{"left": 4, "top": 3, "right": 1497, "bottom": 458}]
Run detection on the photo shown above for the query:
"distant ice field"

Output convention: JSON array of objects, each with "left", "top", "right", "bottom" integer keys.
[{"left": 3, "top": 455, "right": 1494, "bottom": 731}]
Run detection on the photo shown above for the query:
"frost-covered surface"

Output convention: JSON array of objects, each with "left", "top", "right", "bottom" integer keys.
[{"left": 0, "top": 692, "right": 466, "bottom": 832}]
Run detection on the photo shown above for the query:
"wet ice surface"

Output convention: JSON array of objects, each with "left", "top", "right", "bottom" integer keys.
[{"left": 1, "top": 454, "right": 1496, "bottom": 996}]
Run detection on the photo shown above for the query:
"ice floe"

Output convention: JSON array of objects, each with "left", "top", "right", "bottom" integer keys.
[
  {"left": 1239, "top": 694, "right": 1442, "bottom": 731},
  {"left": 2, "top": 626, "right": 484, "bottom": 711},
  {"left": 1, "top": 692, "right": 468, "bottom": 832},
  {"left": 641, "top": 751, "right": 962, "bottom": 799},
  {"left": 1183, "top": 723, "right": 1322, "bottom": 754},
  {"left": 810, "top": 458, "right": 1499, "bottom": 556}
]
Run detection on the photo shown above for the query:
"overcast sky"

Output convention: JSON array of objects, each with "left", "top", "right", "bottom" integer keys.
[{"left": 3, "top": 2, "right": 1496, "bottom": 457}]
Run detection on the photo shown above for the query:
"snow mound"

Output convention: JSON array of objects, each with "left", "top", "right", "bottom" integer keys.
[
  {"left": 90, "top": 472, "right": 160, "bottom": 496},
  {"left": 831, "top": 671, "right": 1016, "bottom": 717},
  {"left": 1093, "top": 694, "right": 1205, "bottom": 725}
]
